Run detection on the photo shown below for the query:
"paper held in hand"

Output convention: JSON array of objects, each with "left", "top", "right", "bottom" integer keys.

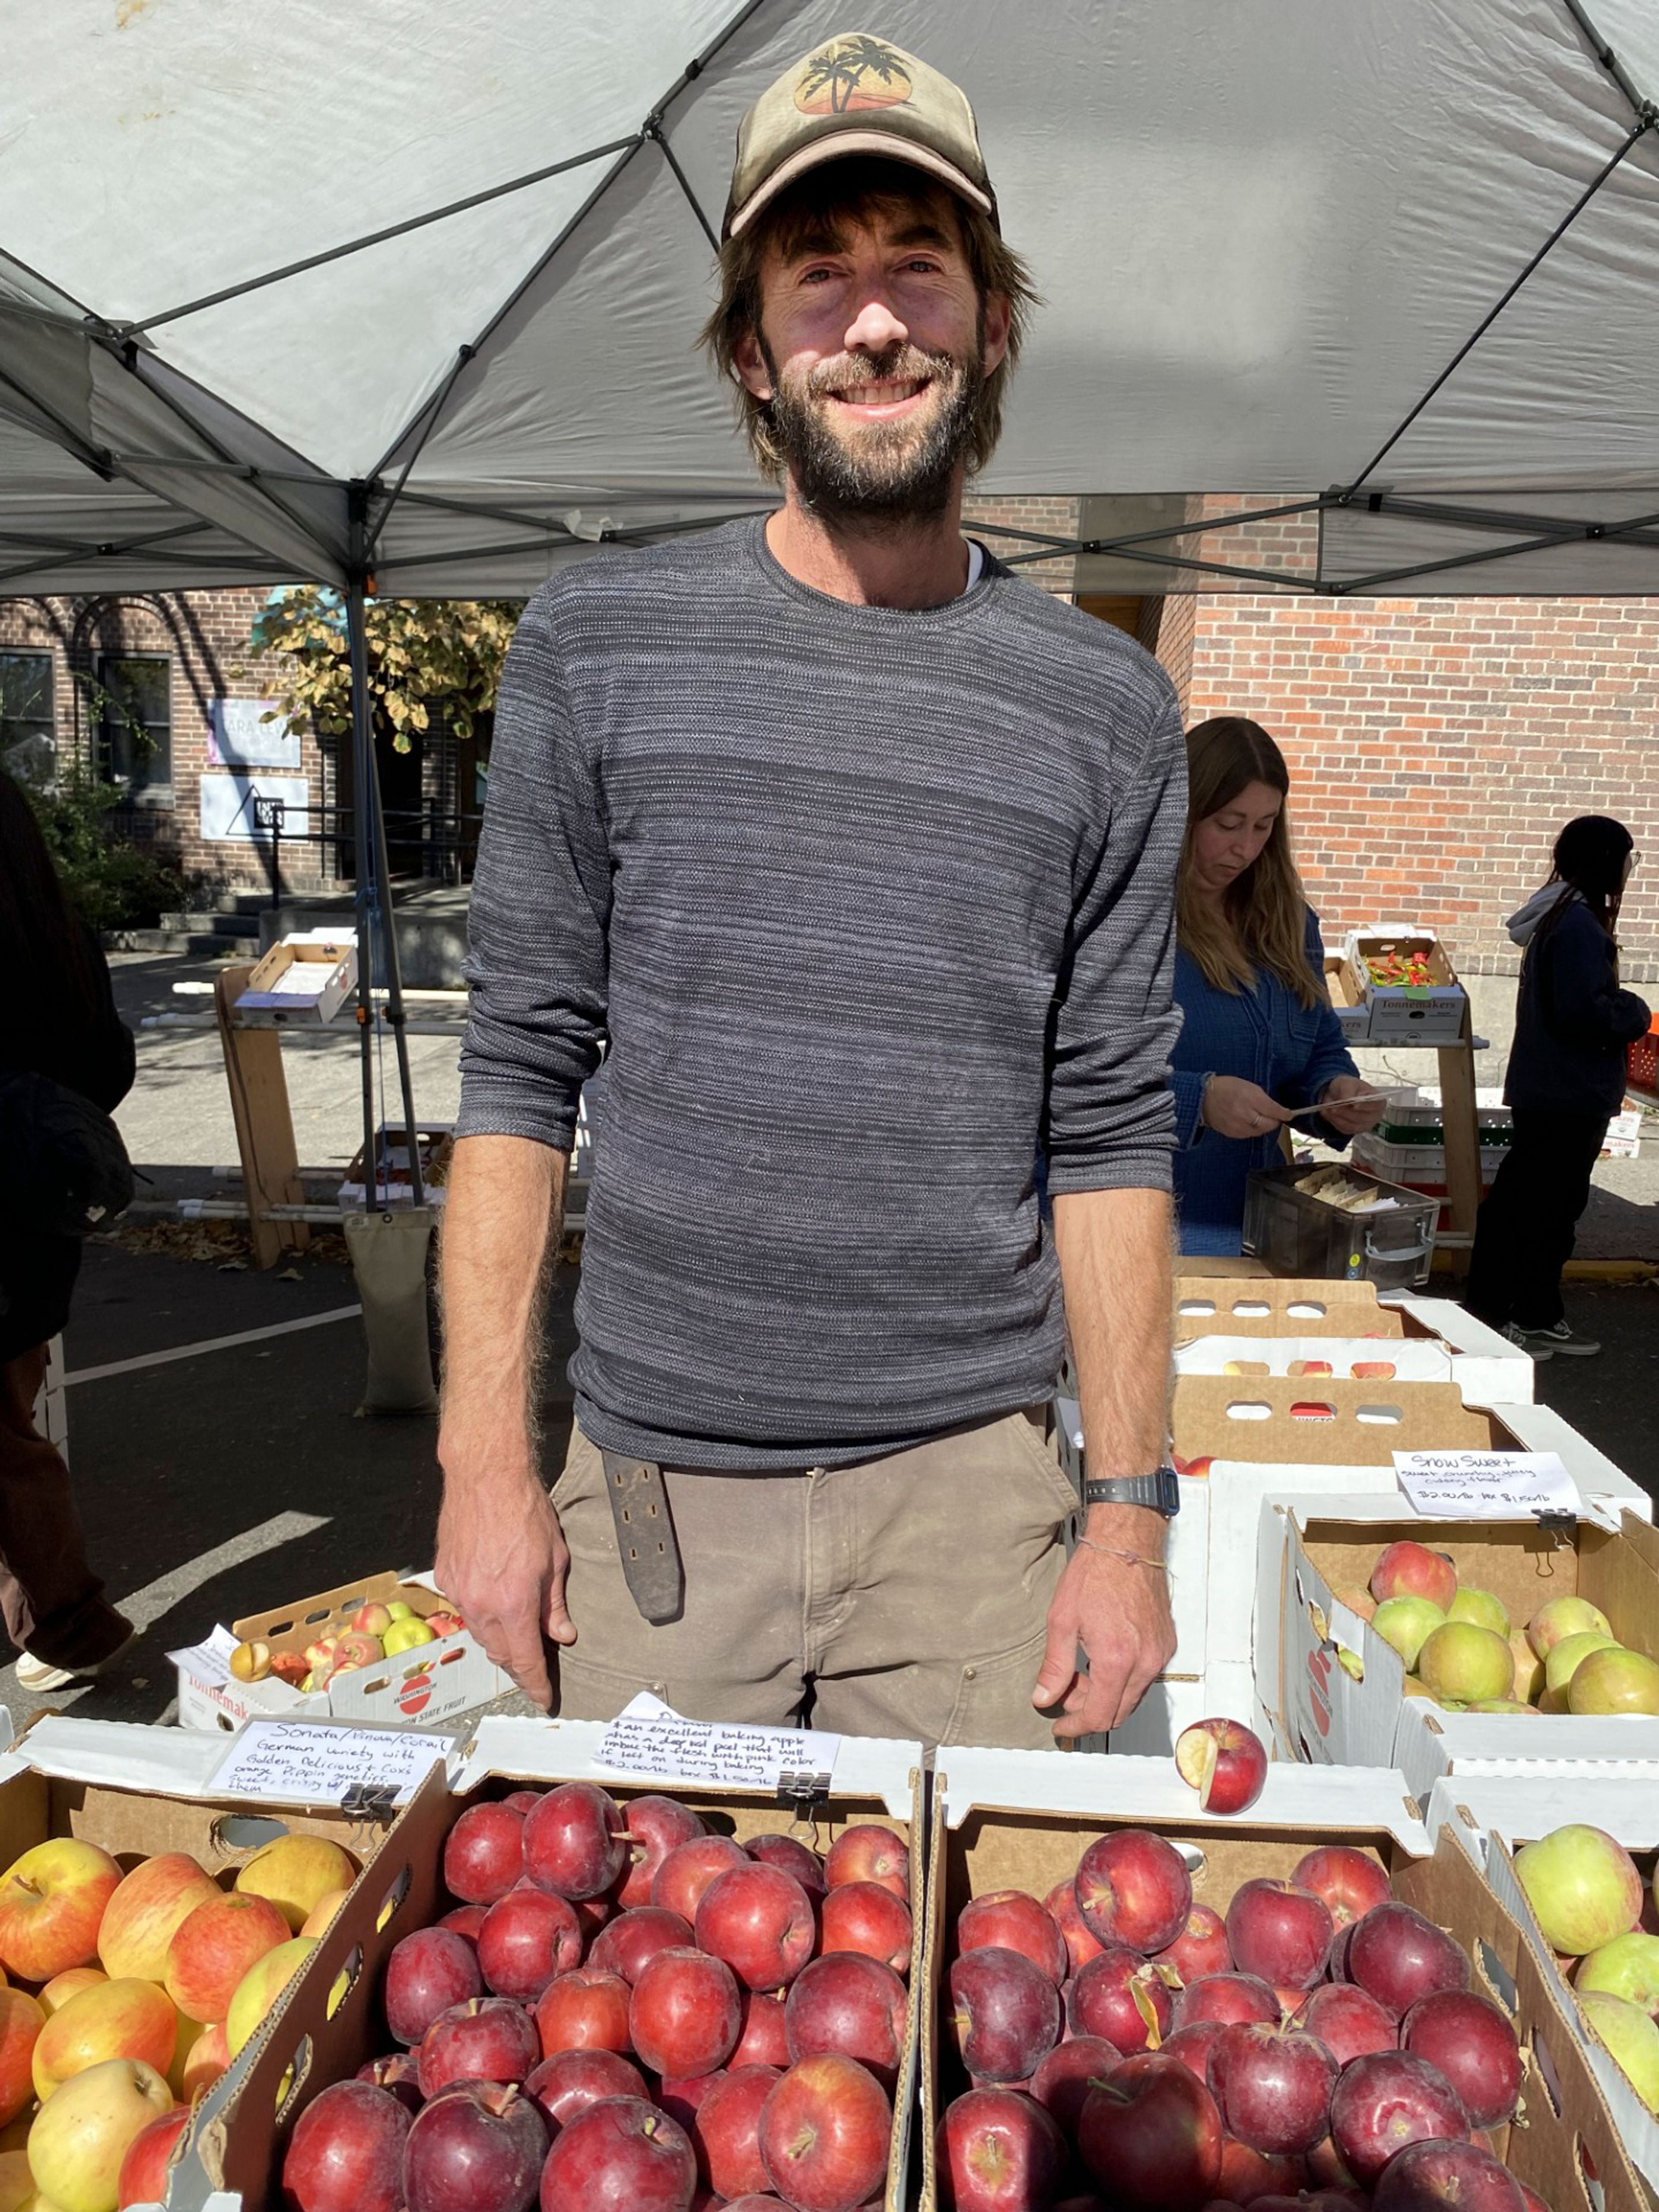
[
  {"left": 594, "top": 1692, "right": 840, "bottom": 1794},
  {"left": 1393, "top": 1448, "right": 1583, "bottom": 1522}
]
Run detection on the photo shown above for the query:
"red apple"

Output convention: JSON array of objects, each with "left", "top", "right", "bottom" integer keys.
[
  {"left": 588, "top": 1906, "right": 693, "bottom": 1986},
  {"left": 1224, "top": 1884, "right": 1333, "bottom": 1993},
  {"left": 732, "top": 1985, "right": 793, "bottom": 2069},
  {"left": 1068, "top": 1947, "right": 1175, "bottom": 2054},
  {"left": 1031, "top": 2037, "right": 1122, "bottom": 2133},
  {"left": 404, "top": 2080, "right": 546, "bottom": 2212},
  {"left": 615, "top": 1797, "right": 706, "bottom": 1910},
  {"left": 1216, "top": 2138, "right": 1308, "bottom": 2206},
  {"left": 821, "top": 1882, "right": 912, "bottom": 1975},
  {"left": 33, "top": 1975, "right": 178, "bottom": 2100},
  {"left": 823, "top": 1825, "right": 909, "bottom": 1903},
  {"left": 281, "top": 2079, "right": 411, "bottom": 2212},
  {"left": 533, "top": 1967, "right": 632, "bottom": 2060},
  {"left": 1165, "top": 2021, "right": 1228, "bottom": 2082},
  {"left": 630, "top": 1946, "right": 742, "bottom": 2079},
  {"left": 117, "top": 2105, "right": 193, "bottom": 2210},
  {"left": 949, "top": 1947, "right": 1061, "bottom": 2084},
  {"left": 417, "top": 1996, "right": 540, "bottom": 2097},
  {"left": 937, "top": 2085, "right": 1065, "bottom": 2212},
  {"left": 1295, "top": 1983, "right": 1398, "bottom": 2066},
  {"left": 1399, "top": 1992, "right": 1522, "bottom": 2129},
  {"left": 99, "top": 1853, "right": 220, "bottom": 1983},
  {"left": 786, "top": 1952, "right": 908, "bottom": 2084},
  {"left": 1077, "top": 2050, "right": 1225, "bottom": 2212},
  {"left": 1176, "top": 1975, "right": 1281, "bottom": 2030},
  {"left": 439, "top": 1904, "right": 488, "bottom": 1942},
  {"left": 165, "top": 1890, "right": 290, "bottom": 2025},
  {"left": 759, "top": 2053, "right": 891, "bottom": 2212},
  {"left": 502, "top": 1789, "right": 543, "bottom": 1814},
  {"left": 478, "top": 1889, "right": 584, "bottom": 2004},
  {"left": 1291, "top": 1849, "right": 1393, "bottom": 1931},
  {"left": 443, "top": 1803, "right": 526, "bottom": 1905},
  {"left": 958, "top": 1892, "right": 1066, "bottom": 1988},
  {"left": 652, "top": 1836, "right": 750, "bottom": 1926},
  {"left": 1307, "top": 2134, "right": 1361, "bottom": 2190},
  {"left": 747, "top": 1834, "right": 826, "bottom": 1896},
  {"left": 386, "top": 1927, "right": 485, "bottom": 2046},
  {"left": 1328, "top": 2051, "right": 1470, "bottom": 2184},
  {"left": 355, "top": 2051, "right": 423, "bottom": 2111},
  {"left": 1175, "top": 1722, "right": 1268, "bottom": 1816},
  {"left": 1046, "top": 1880, "right": 1106, "bottom": 1974},
  {"left": 1372, "top": 2136, "right": 1525, "bottom": 2212},
  {"left": 654, "top": 2065, "right": 721, "bottom": 2142},
  {"left": 539, "top": 2091, "right": 693, "bottom": 2211},
  {"left": 693, "top": 2063, "right": 781, "bottom": 2201},
  {"left": 696, "top": 1864, "right": 816, "bottom": 1993},
  {"left": 1075, "top": 1832, "right": 1194, "bottom": 1957},
  {"left": 0, "top": 1838, "right": 122, "bottom": 1981},
  {"left": 1346, "top": 1905, "right": 1470, "bottom": 2021},
  {"left": 1207, "top": 2022, "right": 1338, "bottom": 2154},
  {"left": 1155, "top": 1908, "right": 1233, "bottom": 1989},
  {"left": 523, "top": 2046, "right": 646, "bottom": 2128},
  {"left": 523, "top": 1784, "right": 629, "bottom": 1902},
  {"left": 1370, "top": 1543, "right": 1457, "bottom": 1613}
]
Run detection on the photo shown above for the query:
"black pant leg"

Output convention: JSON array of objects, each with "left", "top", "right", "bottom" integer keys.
[
  {"left": 1508, "top": 1109, "right": 1609, "bottom": 1330},
  {"left": 1465, "top": 1142, "right": 1528, "bottom": 1327}
]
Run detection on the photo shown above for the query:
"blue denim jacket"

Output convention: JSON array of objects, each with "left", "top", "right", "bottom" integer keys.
[{"left": 1171, "top": 910, "right": 1359, "bottom": 1254}]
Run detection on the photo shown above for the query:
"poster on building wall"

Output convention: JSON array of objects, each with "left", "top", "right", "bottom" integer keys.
[
  {"left": 208, "top": 697, "right": 300, "bottom": 770},
  {"left": 199, "top": 773, "right": 310, "bottom": 843}
]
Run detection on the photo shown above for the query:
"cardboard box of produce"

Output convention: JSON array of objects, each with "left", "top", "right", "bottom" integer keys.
[
  {"left": 196, "top": 1714, "right": 924, "bottom": 2212},
  {"left": 1324, "top": 952, "right": 1372, "bottom": 1041},
  {"left": 171, "top": 1570, "right": 508, "bottom": 1733},
  {"left": 1424, "top": 1773, "right": 1659, "bottom": 2195},
  {"left": 1344, "top": 926, "right": 1468, "bottom": 1044},
  {"left": 0, "top": 1714, "right": 414, "bottom": 2212},
  {"left": 1264, "top": 1501, "right": 1659, "bottom": 1800},
  {"left": 1174, "top": 1279, "right": 1537, "bottom": 1400},
  {"left": 922, "top": 1749, "right": 1644, "bottom": 2212}
]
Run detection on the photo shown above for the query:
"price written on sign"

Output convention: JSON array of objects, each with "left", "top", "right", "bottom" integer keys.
[
  {"left": 204, "top": 1720, "right": 451, "bottom": 1808},
  {"left": 594, "top": 1693, "right": 839, "bottom": 1794},
  {"left": 1392, "top": 1449, "right": 1583, "bottom": 1522}
]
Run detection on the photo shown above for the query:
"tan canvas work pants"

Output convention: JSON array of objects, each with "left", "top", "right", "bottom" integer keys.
[{"left": 547, "top": 1410, "right": 1078, "bottom": 1750}]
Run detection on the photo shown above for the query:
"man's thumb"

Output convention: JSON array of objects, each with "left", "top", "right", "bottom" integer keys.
[
  {"left": 545, "top": 1577, "right": 578, "bottom": 1648},
  {"left": 1032, "top": 1624, "right": 1077, "bottom": 1709}
]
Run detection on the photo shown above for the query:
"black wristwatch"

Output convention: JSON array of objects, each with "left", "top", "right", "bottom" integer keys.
[{"left": 1083, "top": 1466, "right": 1182, "bottom": 1517}]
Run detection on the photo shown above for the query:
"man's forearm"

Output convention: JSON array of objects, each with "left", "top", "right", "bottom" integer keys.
[
  {"left": 1052, "top": 1185, "right": 1174, "bottom": 1550},
  {"left": 439, "top": 1133, "right": 566, "bottom": 1481}
]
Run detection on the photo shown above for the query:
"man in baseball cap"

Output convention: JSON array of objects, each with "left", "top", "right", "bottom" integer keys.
[{"left": 438, "top": 32, "right": 1186, "bottom": 1753}]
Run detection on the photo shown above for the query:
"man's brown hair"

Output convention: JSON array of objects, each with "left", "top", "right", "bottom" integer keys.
[{"left": 700, "top": 156, "right": 1039, "bottom": 482}]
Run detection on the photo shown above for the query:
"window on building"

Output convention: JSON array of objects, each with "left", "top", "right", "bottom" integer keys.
[
  {"left": 0, "top": 651, "right": 54, "bottom": 781},
  {"left": 96, "top": 653, "right": 173, "bottom": 801}
]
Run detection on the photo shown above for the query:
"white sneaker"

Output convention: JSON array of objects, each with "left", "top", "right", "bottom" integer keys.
[
  {"left": 15, "top": 1629, "right": 136, "bottom": 1694},
  {"left": 1518, "top": 1321, "right": 1601, "bottom": 1358}
]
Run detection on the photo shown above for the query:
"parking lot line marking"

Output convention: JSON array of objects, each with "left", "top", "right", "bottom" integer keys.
[{"left": 65, "top": 1305, "right": 363, "bottom": 1385}]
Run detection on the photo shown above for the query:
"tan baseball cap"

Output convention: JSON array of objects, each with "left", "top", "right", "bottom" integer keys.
[{"left": 723, "top": 30, "right": 997, "bottom": 241}]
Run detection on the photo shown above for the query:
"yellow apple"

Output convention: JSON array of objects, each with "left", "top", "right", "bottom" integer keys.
[
  {"left": 225, "top": 1938, "right": 315, "bottom": 2059},
  {"left": 35, "top": 1978, "right": 102, "bottom": 2024},
  {"left": 178, "top": 2021, "right": 228, "bottom": 2100},
  {"left": 164, "top": 1894, "right": 288, "bottom": 2027},
  {"left": 32, "top": 1983, "right": 175, "bottom": 2104},
  {"left": 0, "top": 2149, "right": 31, "bottom": 2212},
  {"left": 381, "top": 1617, "right": 436, "bottom": 1656},
  {"left": 96, "top": 1856, "right": 218, "bottom": 1985},
  {"left": 25, "top": 2057, "right": 172, "bottom": 2212},
  {"left": 234, "top": 1837, "right": 357, "bottom": 1936},
  {"left": 0, "top": 1847, "right": 121, "bottom": 1985},
  {"left": 299, "top": 1890, "right": 350, "bottom": 1940}
]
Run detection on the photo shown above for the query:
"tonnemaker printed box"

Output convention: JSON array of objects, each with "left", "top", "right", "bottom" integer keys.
[{"left": 1262, "top": 1497, "right": 1659, "bottom": 1801}]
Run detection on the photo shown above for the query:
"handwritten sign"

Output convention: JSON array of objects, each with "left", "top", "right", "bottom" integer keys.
[
  {"left": 204, "top": 1720, "right": 450, "bottom": 1808},
  {"left": 594, "top": 1694, "right": 839, "bottom": 1794},
  {"left": 1393, "top": 1449, "right": 1582, "bottom": 1522}
]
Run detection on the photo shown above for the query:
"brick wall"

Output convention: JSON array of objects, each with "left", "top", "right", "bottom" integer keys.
[
  {"left": 1150, "top": 569, "right": 1659, "bottom": 984},
  {"left": 0, "top": 590, "right": 335, "bottom": 896},
  {"left": 963, "top": 494, "right": 1079, "bottom": 596}
]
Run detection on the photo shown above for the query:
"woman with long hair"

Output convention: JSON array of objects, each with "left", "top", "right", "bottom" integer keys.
[
  {"left": 1171, "top": 717, "right": 1385, "bottom": 1253},
  {"left": 1465, "top": 816, "right": 1648, "bottom": 1356},
  {"left": 0, "top": 767, "right": 136, "bottom": 1690}
]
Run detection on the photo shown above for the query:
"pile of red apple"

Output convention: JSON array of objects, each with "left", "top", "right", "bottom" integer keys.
[
  {"left": 938, "top": 1829, "right": 1546, "bottom": 2212},
  {"left": 0, "top": 1827, "right": 357, "bottom": 2212},
  {"left": 281, "top": 1786, "right": 914, "bottom": 2212}
]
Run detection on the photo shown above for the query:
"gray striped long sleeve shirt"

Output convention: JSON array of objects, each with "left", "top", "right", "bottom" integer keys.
[{"left": 458, "top": 517, "right": 1185, "bottom": 1467}]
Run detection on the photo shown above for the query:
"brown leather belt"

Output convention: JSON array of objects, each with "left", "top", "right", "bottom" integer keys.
[{"left": 600, "top": 1451, "right": 683, "bottom": 1623}]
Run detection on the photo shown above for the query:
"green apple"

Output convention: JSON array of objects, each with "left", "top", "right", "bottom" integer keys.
[
  {"left": 382, "top": 1616, "right": 437, "bottom": 1656},
  {"left": 1448, "top": 1588, "right": 1510, "bottom": 1638},
  {"left": 1417, "top": 1622, "right": 1513, "bottom": 1706},
  {"left": 1513, "top": 1825, "right": 1644, "bottom": 1955},
  {"left": 1544, "top": 1631, "right": 1621, "bottom": 1696},
  {"left": 1578, "top": 1931, "right": 1659, "bottom": 2016},
  {"left": 385, "top": 1601, "right": 416, "bottom": 1621},
  {"left": 1528, "top": 1595, "right": 1613, "bottom": 1660},
  {"left": 1569, "top": 1647, "right": 1659, "bottom": 1718},
  {"left": 1373, "top": 1597, "right": 1446, "bottom": 1670},
  {"left": 1467, "top": 1698, "right": 1537, "bottom": 1714},
  {"left": 1580, "top": 1990, "right": 1659, "bottom": 2114}
]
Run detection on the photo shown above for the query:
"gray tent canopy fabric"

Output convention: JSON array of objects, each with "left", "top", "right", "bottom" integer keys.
[{"left": 3, "top": 0, "right": 1658, "bottom": 600}]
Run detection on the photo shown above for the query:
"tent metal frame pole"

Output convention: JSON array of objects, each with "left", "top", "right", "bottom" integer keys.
[{"left": 1560, "top": 0, "right": 1659, "bottom": 126}]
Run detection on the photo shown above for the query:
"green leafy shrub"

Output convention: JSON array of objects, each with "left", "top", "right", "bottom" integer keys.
[{"left": 24, "top": 767, "right": 186, "bottom": 932}]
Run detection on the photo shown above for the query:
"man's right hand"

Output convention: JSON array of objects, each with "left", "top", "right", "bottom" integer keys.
[{"left": 434, "top": 1457, "right": 575, "bottom": 1711}]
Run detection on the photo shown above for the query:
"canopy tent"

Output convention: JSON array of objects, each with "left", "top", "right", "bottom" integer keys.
[{"left": 3, "top": 0, "right": 1659, "bottom": 602}]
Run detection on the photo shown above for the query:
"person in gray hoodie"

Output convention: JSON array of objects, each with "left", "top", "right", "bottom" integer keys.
[{"left": 1465, "top": 816, "right": 1649, "bottom": 1356}]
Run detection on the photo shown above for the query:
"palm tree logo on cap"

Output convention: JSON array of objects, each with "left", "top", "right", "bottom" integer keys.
[{"left": 795, "top": 35, "right": 914, "bottom": 115}]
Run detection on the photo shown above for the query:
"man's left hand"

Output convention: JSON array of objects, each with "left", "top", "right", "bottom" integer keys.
[
  {"left": 1320, "top": 1073, "right": 1388, "bottom": 1135},
  {"left": 1033, "top": 1536, "right": 1176, "bottom": 1740}
]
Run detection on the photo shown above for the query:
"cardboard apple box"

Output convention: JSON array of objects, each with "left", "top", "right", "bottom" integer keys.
[
  {"left": 1344, "top": 924, "right": 1468, "bottom": 1044},
  {"left": 921, "top": 1747, "right": 1646, "bottom": 2212},
  {"left": 1262, "top": 1499, "right": 1659, "bottom": 1801},
  {"left": 172, "top": 1569, "right": 508, "bottom": 1733},
  {"left": 1424, "top": 1772, "right": 1659, "bottom": 2196},
  {"left": 1324, "top": 951, "right": 1372, "bottom": 1041},
  {"left": 191, "top": 1715, "right": 924, "bottom": 2212}
]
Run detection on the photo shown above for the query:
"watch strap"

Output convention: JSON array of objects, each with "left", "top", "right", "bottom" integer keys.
[{"left": 1082, "top": 1465, "right": 1181, "bottom": 1516}]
